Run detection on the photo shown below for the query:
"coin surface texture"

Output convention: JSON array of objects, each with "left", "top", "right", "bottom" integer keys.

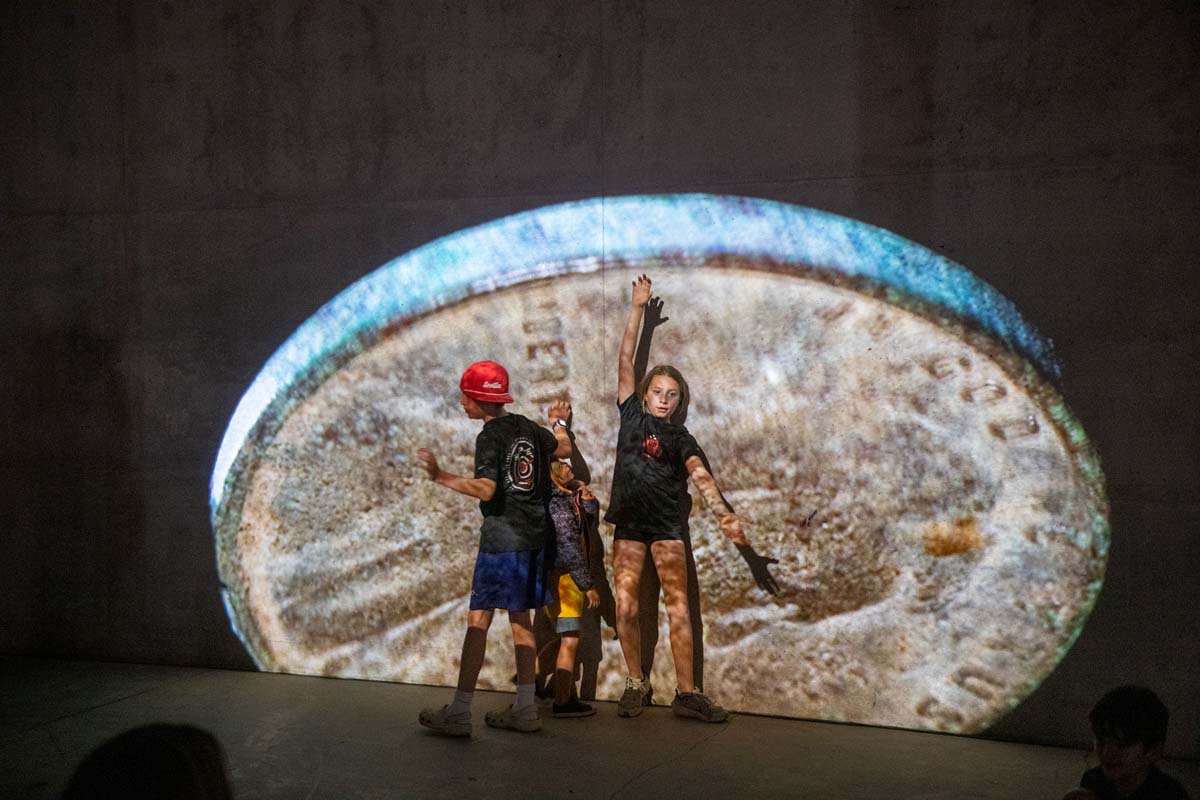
[{"left": 212, "top": 197, "right": 1107, "bottom": 733}]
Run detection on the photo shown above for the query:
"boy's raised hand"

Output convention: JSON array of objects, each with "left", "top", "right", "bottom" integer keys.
[
  {"left": 416, "top": 448, "right": 440, "bottom": 480},
  {"left": 547, "top": 399, "right": 571, "bottom": 423},
  {"left": 631, "top": 273, "right": 652, "bottom": 307}
]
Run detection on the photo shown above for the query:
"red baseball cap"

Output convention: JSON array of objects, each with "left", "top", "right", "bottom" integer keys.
[{"left": 460, "top": 360, "right": 514, "bottom": 403}]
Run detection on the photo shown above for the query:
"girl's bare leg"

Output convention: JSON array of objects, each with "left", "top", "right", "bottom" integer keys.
[
  {"left": 651, "top": 540, "right": 695, "bottom": 693},
  {"left": 554, "top": 633, "right": 581, "bottom": 704},
  {"left": 508, "top": 610, "right": 537, "bottom": 685},
  {"left": 613, "top": 539, "right": 648, "bottom": 678},
  {"left": 457, "top": 609, "right": 494, "bottom": 692}
]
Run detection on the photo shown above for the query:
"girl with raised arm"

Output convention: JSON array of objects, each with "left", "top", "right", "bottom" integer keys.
[{"left": 606, "top": 274, "right": 750, "bottom": 723}]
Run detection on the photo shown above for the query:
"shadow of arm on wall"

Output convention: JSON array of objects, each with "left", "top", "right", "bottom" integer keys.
[
  {"left": 736, "top": 543, "right": 780, "bottom": 595},
  {"left": 633, "top": 296, "right": 669, "bottom": 389}
]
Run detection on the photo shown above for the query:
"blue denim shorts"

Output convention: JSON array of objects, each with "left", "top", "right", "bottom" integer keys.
[{"left": 470, "top": 548, "right": 552, "bottom": 611}]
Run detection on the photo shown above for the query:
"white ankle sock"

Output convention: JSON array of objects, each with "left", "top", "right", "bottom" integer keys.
[
  {"left": 447, "top": 689, "right": 473, "bottom": 717},
  {"left": 515, "top": 683, "right": 537, "bottom": 717}
]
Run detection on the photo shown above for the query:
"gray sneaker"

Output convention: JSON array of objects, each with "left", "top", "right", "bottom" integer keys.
[
  {"left": 671, "top": 690, "right": 729, "bottom": 722},
  {"left": 484, "top": 704, "right": 542, "bottom": 732},
  {"left": 617, "top": 677, "right": 653, "bottom": 717},
  {"left": 418, "top": 705, "right": 472, "bottom": 736}
]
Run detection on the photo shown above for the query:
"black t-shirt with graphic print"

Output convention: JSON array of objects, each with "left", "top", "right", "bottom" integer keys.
[
  {"left": 604, "top": 393, "right": 706, "bottom": 537},
  {"left": 474, "top": 413, "right": 559, "bottom": 552}
]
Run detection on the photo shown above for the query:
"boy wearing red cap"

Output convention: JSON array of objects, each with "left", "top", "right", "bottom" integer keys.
[{"left": 417, "top": 360, "right": 572, "bottom": 736}]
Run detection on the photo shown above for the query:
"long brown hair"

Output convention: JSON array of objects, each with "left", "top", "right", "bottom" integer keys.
[{"left": 638, "top": 364, "right": 690, "bottom": 424}]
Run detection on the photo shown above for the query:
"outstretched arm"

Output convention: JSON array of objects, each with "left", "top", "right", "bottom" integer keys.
[
  {"left": 685, "top": 455, "right": 748, "bottom": 546},
  {"left": 417, "top": 448, "right": 496, "bottom": 501},
  {"left": 686, "top": 456, "right": 780, "bottom": 593},
  {"left": 618, "top": 274, "right": 653, "bottom": 404}
]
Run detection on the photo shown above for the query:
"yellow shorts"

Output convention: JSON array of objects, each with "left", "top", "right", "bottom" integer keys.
[{"left": 553, "top": 573, "right": 584, "bottom": 633}]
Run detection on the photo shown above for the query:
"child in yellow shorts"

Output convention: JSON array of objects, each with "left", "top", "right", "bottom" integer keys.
[{"left": 546, "top": 459, "right": 601, "bottom": 717}]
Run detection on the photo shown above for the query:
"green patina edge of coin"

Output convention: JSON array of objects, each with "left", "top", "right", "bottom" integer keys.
[{"left": 211, "top": 196, "right": 1108, "bottom": 714}]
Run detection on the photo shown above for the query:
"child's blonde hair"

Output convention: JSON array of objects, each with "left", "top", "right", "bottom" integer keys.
[
  {"left": 549, "top": 460, "right": 573, "bottom": 487},
  {"left": 638, "top": 364, "right": 690, "bottom": 424}
]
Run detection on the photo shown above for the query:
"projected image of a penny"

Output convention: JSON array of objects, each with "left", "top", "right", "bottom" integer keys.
[{"left": 211, "top": 196, "right": 1107, "bottom": 734}]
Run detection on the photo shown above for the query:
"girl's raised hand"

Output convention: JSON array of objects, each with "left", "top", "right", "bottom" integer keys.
[{"left": 631, "top": 274, "right": 652, "bottom": 307}]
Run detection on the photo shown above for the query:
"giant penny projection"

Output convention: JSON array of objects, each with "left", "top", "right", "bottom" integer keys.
[{"left": 211, "top": 195, "right": 1107, "bottom": 733}]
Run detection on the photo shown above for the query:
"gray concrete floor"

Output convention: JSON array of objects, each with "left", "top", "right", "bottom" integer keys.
[{"left": 1, "top": 657, "right": 1196, "bottom": 799}]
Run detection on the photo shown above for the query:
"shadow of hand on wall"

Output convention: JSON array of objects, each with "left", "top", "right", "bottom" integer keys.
[
  {"left": 634, "top": 295, "right": 675, "bottom": 412},
  {"left": 736, "top": 543, "right": 780, "bottom": 594}
]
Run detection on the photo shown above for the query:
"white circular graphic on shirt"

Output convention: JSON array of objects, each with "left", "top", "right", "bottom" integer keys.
[{"left": 506, "top": 437, "right": 536, "bottom": 493}]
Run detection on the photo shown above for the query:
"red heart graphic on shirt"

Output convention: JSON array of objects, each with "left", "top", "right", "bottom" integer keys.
[{"left": 642, "top": 434, "right": 662, "bottom": 459}]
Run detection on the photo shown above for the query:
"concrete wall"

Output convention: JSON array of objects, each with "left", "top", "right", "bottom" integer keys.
[{"left": 2, "top": 1, "right": 1197, "bottom": 756}]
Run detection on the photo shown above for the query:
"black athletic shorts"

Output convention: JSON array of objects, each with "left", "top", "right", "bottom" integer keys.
[{"left": 613, "top": 526, "right": 686, "bottom": 544}]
